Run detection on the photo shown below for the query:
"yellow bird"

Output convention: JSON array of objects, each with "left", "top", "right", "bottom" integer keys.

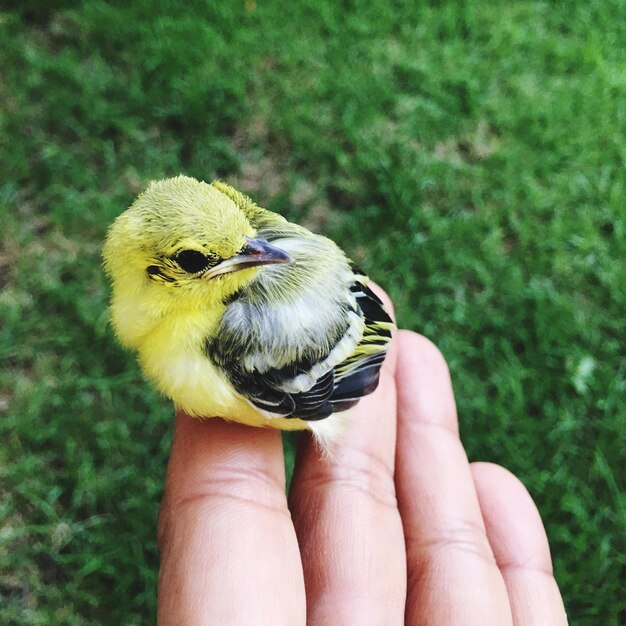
[{"left": 103, "top": 176, "right": 393, "bottom": 450}]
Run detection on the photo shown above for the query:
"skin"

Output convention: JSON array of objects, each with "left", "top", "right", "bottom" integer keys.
[{"left": 157, "top": 289, "right": 568, "bottom": 625}]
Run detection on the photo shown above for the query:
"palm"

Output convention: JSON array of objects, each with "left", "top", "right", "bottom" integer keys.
[{"left": 157, "top": 306, "right": 567, "bottom": 625}]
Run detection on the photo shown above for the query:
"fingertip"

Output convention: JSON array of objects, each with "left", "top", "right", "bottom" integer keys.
[
  {"left": 396, "top": 330, "right": 450, "bottom": 377},
  {"left": 395, "top": 330, "right": 458, "bottom": 435},
  {"left": 173, "top": 409, "right": 283, "bottom": 454},
  {"left": 168, "top": 411, "right": 286, "bottom": 496},
  {"left": 471, "top": 462, "right": 553, "bottom": 574}
]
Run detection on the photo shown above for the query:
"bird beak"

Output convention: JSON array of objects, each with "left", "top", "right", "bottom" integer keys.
[{"left": 201, "top": 237, "right": 294, "bottom": 280}]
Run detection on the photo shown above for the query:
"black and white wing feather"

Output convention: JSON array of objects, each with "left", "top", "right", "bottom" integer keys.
[
  {"left": 329, "top": 276, "right": 393, "bottom": 413},
  {"left": 207, "top": 271, "right": 393, "bottom": 422}
]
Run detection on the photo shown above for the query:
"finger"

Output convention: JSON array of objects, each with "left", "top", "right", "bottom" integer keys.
[
  {"left": 395, "top": 331, "right": 512, "bottom": 626},
  {"left": 158, "top": 413, "right": 305, "bottom": 626},
  {"left": 289, "top": 287, "right": 406, "bottom": 625},
  {"left": 472, "top": 463, "right": 568, "bottom": 626}
]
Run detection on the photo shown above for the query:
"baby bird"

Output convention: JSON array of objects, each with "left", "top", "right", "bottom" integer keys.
[{"left": 103, "top": 176, "right": 393, "bottom": 450}]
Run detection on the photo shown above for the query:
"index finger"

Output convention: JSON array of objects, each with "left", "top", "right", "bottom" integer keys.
[{"left": 158, "top": 414, "right": 305, "bottom": 625}]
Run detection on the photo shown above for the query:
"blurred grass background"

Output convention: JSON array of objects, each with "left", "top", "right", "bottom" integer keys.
[{"left": 1, "top": 1, "right": 624, "bottom": 623}]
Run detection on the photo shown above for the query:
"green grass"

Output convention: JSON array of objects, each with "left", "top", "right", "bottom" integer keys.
[{"left": 1, "top": 1, "right": 624, "bottom": 623}]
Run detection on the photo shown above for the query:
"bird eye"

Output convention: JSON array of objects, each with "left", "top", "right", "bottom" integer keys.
[{"left": 173, "top": 249, "right": 211, "bottom": 274}]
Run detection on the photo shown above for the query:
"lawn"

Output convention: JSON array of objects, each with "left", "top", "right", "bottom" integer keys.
[{"left": 1, "top": 1, "right": 624, "bottom": 623}]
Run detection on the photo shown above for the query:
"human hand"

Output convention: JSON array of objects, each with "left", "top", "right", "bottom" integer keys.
[{"left": 157, "top": 294, "right": 567, "bottom": 625}]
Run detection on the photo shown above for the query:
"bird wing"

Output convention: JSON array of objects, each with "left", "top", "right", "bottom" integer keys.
[{"left": 207, "top": 270, "right": 393, "bottom": 422}]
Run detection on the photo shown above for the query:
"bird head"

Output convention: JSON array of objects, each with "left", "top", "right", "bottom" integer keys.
[{"left": 102, "top": 176, "right": 292, "bottom": 347}]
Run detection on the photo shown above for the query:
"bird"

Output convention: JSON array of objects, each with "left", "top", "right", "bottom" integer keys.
[{"left": 103, "top": 175, "right": 394, "bottom": 451}]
